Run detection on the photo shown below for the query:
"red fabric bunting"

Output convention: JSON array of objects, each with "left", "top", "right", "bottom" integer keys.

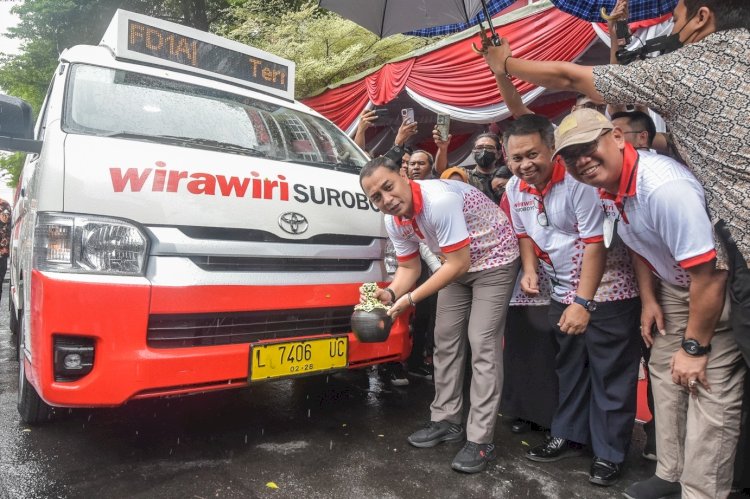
[
  {"left": 406, "top": 10, "right": 594, "bottom": 108},
  {"left": 366, "top": 58, "right": 416, "bottom": 105},
  {"left": 303, "top": 8, "right": 596, "bottom": 130},
  {"left": 303, "top": 79, "right": 369, "bottom": 133}
]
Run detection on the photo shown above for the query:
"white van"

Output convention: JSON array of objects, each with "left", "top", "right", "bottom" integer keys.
[{"left": 0, "top": 10, "right": 409, "bottom": 424}]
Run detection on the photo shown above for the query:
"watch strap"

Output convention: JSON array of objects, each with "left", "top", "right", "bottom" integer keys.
[
  {"left": 573, "top": 295, "right": 596, "bottom": 312},
  {"left": 682, "top": 338, "right": 712, "bottom": 356}
]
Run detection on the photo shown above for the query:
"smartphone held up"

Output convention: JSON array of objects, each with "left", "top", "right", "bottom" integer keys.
[
  {"left": 436, "top": 113, "right": 451, "bottom": 141},
  {"left": 401, "top": 108, "right": 415, "bottom": 125}
]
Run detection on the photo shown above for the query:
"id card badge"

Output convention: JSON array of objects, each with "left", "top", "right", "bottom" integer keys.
[{"left": 603, "top": 217, "right": 618, "bottom": 249}]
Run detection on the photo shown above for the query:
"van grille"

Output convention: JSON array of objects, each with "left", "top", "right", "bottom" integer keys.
[
  {"left": 147, "top": 307, "right": 353, "bottom": 348},
  {"left": 188, "top": 256, "right": 372, "bottom": 272},
  {"left": 177, "top": 226, "right": 376, "bottom": 246}
]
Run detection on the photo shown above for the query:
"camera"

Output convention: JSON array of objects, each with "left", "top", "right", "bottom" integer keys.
[{"left": 615, "top": 34, "right": 683, "bottom": 65}]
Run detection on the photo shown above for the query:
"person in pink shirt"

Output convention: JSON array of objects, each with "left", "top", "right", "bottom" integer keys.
[{"left": 359, "top": 156, "right": 519, "bottom": 473}]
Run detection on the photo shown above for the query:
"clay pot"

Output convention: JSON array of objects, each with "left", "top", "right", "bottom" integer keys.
[{"left": 350, "top": 308, "right": 392, "bottom": 343}]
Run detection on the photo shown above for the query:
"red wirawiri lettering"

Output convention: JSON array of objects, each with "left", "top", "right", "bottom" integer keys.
[
  {"left": 110, "top": 168, "right": 152, "bottom": 192},
  {"left": 216, "top": 175, "right": 250, "bottom": 197}
]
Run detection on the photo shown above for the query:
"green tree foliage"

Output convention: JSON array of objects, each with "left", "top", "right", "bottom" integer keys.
[
  {"left": 0, "top": 0, "right": 232, "bottom": 185},
  {"left": 220, "top": 1, "right": 431, "bottom": 98},
  {"left": 0, "top": 153, "right": 24, "bottom": 189}
]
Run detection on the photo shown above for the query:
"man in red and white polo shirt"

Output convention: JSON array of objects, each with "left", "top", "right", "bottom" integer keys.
[
  {"left": 359, "top": 156, "right": 519, "bottom": 474},
  {"left": 556, "top": 108, "right": 745, "bottom": 499},
  {"left": 503, "top": 114, "right": 640, "bottom": 487}
]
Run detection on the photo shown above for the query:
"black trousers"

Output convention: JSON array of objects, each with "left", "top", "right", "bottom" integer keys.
[
  {"left": 549, "top": 297, "right": 641, "bottom": 463},
  {"left": 501, "top": 305, "right": 558, "bottom": 428},
  {"left": 0, "top": 256, "right": 7, "bottom": 304},
  {"left": 716, "top": 221, "right": 750, "bottom": 489}
]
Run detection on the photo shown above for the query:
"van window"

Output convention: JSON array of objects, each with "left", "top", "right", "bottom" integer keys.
[{"left": 62, "top": 64, "right": 367, "bottom": 171}]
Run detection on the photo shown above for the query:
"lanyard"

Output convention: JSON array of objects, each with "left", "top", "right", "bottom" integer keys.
[
  {"left": 613, "top": 155, "right": 639, "bottom": 224},
  {"left": 602, "top": 155, "right": 639, "bottom": 248}
]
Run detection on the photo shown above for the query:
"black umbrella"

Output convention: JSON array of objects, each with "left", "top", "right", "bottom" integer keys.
[{"left": 317, "top": 0, "right": 507, "bottom": 38}]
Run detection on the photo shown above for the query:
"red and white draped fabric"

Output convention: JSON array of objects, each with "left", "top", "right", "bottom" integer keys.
[{"left": 303, "top": 5, "right": 597, "bottom": 133}]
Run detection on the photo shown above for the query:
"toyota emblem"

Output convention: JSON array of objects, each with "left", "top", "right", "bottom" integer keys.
[{"left": 278, "top": 212, "right": 309, "bottom": 235}]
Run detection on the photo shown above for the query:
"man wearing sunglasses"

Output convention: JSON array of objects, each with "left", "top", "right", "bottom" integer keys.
[
  {"left": 503, "top": 114, "right": 641, "bottom": 487},
  {"left": 557, "top": 108, "right": 744, "bottom": 499}
]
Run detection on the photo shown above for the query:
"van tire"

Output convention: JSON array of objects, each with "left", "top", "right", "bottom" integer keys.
[{"left": 17, "top": 315, "right": 54, "bottom": 425}]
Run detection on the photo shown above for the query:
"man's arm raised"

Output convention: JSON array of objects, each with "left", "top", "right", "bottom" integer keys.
[{"left": 484, "top": 39, "right": 604, "bottom": 104}]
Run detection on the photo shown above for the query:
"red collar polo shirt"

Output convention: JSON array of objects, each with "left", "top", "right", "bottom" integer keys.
[
  {"left": 598, "top": 148, "right": 717, "bottom": 288},
  {"left": 385, "top": 180, "right": 519, "bottom": 272},
  {"left": 505, "top": 160, "right": 638, "bottom": 305}
]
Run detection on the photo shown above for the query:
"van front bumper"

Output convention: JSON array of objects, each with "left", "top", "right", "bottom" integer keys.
[{"left": 27, "top": 270, "right": 410, "bottom": 407}]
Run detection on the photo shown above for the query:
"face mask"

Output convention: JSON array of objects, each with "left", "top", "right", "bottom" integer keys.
[
  {"left": 658, "top": 10, "right": 699, "bottom": 54},
  {"left": 616, "top": 11, "right": 696, "bottom": 64},
  {"left": 474, "top": 150, "right": 496, "bottom": 169}
]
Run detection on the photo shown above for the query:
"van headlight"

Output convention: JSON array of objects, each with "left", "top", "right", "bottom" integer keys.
[
  {"left": 384, "top": 239, "right": 397, "bottom": 275},
  {"left": 33, "top": 213, "right": 148, "bottom": 275}
]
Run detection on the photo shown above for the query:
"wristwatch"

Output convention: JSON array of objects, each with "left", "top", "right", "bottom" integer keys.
[
  {"left": 681, "top": 338, "right": 712, "bottom": 356},
  {"left": 573, "top": 295, "right": 597, "bottom": 312}
]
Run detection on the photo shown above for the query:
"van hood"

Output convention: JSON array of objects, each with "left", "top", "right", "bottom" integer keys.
[{"left": 63, "top": 135, "right": 385, "bottom": 239}]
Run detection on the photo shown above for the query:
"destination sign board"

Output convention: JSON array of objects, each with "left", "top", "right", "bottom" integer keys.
[{"left": 101, "top": 10, "right": 295, "bottom": 100}]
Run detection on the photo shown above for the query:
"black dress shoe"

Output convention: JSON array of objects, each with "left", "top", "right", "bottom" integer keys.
[
  {"left": 589, "top": 457, "right": 621, "bottom": 486},
  {"left": 511, "top": 419, "right": 531, "bottom": 434},
  {"left": 526, "top": 436, "right": 583, "bottom": 462}
]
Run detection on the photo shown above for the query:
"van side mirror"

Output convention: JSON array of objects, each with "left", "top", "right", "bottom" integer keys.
[{"left": 0, "top": 94, "right": 42, "bottom": 154}]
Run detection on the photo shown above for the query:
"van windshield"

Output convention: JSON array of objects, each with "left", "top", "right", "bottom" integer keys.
[{"left": 62, "top": 64, "right": 368, "bottom": 171}]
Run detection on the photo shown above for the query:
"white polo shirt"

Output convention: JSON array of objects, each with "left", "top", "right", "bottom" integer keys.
[
  {"left": 385, "top": 180, "right": 519, "bottom": 273},
  {"left": 599, "top": 147, "right": 716, "bottom": 288},
  {"left": 506, "top": 160, "right": 639, "bottom": 304}
]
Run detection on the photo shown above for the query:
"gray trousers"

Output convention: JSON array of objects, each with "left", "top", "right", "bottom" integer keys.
[
  {"left": 650, "top": 281, "right": 745, "bottom": 499},
  {"left": 430, "top": 259, "right": 519, "bottom": 443}
]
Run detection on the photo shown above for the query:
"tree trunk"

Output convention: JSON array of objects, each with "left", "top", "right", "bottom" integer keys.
[{"left": 182, "top": 0, "right": 209, "bottom": 31}]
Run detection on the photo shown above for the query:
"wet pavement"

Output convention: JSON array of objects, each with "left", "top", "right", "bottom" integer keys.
[{"left": 0, "top": 281, "right": 663, "bottom": 499}]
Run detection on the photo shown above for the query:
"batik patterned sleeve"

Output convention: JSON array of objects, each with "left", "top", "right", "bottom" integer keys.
[{"left": 591, "top": 48, "right": 692, "bottom": 119}]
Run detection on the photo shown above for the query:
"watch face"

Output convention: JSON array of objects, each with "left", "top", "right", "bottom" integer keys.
[
  {"left": 682, "top": 339, "right": 705, "bottom": 355},
  {"left": 587, "top": 301, "right": 597, "bottom": 312}
]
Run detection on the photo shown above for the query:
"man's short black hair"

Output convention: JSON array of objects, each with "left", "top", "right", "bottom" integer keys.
[
  {"left": 410, "top": 149, "right": 434, "bottom": 166},
  {"left": 684, "top": 0, "right": 750, "bottom": 31},
  {"left": 502, "top": 114, "right": 555, "bottom": 151},
  {"left": 611, "top": 111, "right": 657, "bottom": 148},
  {"left": 359, "top": 156, "right": 399, "bottom": 187},
  {"left": 475, "top": 132, "right": 502, "bottom": 149}
]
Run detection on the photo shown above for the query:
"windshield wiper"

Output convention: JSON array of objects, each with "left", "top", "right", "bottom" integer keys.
[
  {"left": 281, "top": 158, "right": 361, "bottom": 173},
  {"left": 102, "top": 132, "right": 266, "bottom": 157}
]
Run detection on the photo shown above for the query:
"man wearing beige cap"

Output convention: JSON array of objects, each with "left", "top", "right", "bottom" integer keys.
[
  {"left": 556, "top": 108, "right": 745, "bottom": 499},
  {"left": 503, "top": 114, "right": 640, "bottom": 487}
]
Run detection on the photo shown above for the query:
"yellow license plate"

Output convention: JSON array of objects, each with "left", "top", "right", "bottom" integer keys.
[{"left": 250, "top": 337, "right": 348, "bottom": 381}]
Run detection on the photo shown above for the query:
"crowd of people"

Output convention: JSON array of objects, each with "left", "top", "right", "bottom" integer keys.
[{"left": 356, "top": 0, "right": 748, "bottom": 497}]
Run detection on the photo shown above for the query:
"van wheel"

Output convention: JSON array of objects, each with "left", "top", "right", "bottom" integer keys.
[{"left": 17, "top": 315, "right": 54, "bottom": 425}]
